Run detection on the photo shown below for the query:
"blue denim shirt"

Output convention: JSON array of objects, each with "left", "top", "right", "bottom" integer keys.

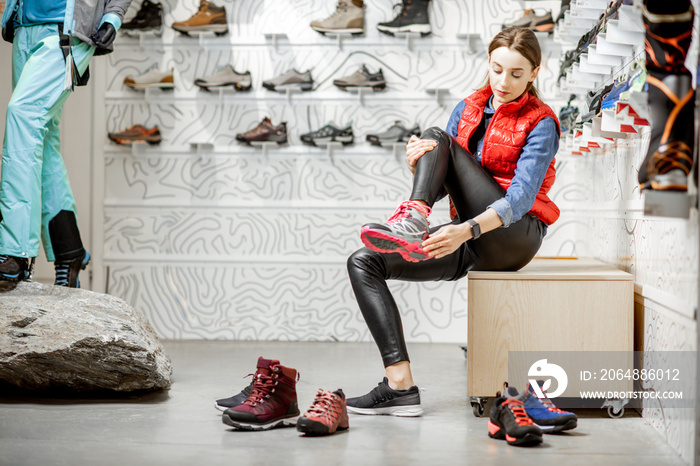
[{"left": 445, "top": 96, "right": 559, "bottom": 227}]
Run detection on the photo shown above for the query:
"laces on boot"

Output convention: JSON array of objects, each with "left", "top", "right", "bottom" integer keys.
[
  {"left": 243, "top": 371, "right": 278, "bottom": 407},
  {"left": 305, "top": 390, "right": 342, "bottom": 422},
  {"left": 504, "top": 398, "right": 535, "bottom": 426},
  {"left": 386, "top": 200, "right": 431, "bottom": 223}
]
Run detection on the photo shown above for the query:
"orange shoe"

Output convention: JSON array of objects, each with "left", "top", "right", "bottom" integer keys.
[
  {"left": 172, "top": 0, "right": 228, "bottom": 35},
  {"left": 297, "top": 389, "right": 349, "bottom": 436},
  {"left": 108, "top": 125, "right": 162, "bottom": 145}
]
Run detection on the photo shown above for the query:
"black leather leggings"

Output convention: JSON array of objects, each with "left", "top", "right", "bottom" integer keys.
[{"left": 347, "top": 127, "right": 547, "bottom": 367}]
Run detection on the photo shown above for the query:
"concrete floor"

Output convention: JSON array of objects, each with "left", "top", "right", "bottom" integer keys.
[{"left": 0, "top": 341, "right": 687, "bottom": 466}]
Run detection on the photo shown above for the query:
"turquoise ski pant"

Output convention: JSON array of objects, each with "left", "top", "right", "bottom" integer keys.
[{"left": 0, "top": 24, "right": 94, "bottom": 261}]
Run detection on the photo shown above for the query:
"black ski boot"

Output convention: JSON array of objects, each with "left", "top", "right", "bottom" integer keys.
[{"left": 377, "top": 0, "right": 431, "bottom": 37}]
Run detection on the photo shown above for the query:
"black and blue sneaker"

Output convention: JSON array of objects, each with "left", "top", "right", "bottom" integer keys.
[
  {"left": 54, "top": 250, "right": 90, "bottom": 288},
  {"left": 0, "top": 255, "right": 30, "bottom": 282},
  {"left": 522, "top": 381, "right": 577, "bottom": 433}
]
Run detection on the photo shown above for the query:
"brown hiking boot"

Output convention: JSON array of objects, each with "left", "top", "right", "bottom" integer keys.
[
  {"left": 0, "top": 255, "right": 31, "bottom": 282},
  {"left": 235, "top": 117, "right": 288, "bottom": 145},
  {"left": 222, "top": 357, "right": 300, "bottom": 431},
  {"left": 310, "top": 0, "right": 365, "bottom": 35},
  {"left": 172, "top": 0, "right": 228, "bottom": 35}
]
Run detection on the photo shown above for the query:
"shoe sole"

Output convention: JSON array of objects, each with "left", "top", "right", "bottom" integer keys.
[
  {"left": 237, "top": 137, "right": 288, "bottom": 145},
  {"left": 262, "top": 82, "right": 313, "bottom": 92},
  {"left": 296, "top": 416, "right": 349, "bottom": 435},
  {"left": 311, "top": 26, "right": 364, "bottom": 35},
  {"left": 109, "top": 136, "right": 162, "bottom": 145},
  {"left": 488, "top": 421, "right": 543, "bottom": 446},
  {"left": 377, "top": 24, "right": 431, "bottom": 36},
  {"left": 0, "top": 271, "right": 28, "bottom": 282},
  {"left": 335, "top": 83, "right": 386, "bottom": 91},
  {"left": 535, "top": 418, "right": 577, "bottom": 433},
  {"left": 346, "top": 405, "right": 423, "bottom": 417},
  {"left": 196, "top": 82, "right": 252, "bottom": 91},
  {"left": 121, "top": 25, "right": 164, "bottom": 36},
  {"left": 173, "top": 24, "right": 228, "bottom": 34},
  {"left": 361, "top": 226, "right": 430, "bottom": 263},
  {"left": 125, "top": 82, "right": 175, "bottom": 90},
  {"left": 301, "top": 135, "right": 354, "bottom": 146},
  {"left": 366, "top": 135, "right": 411, "bottom": 146},
  {"left": 222, "top": 413, "right": 299, "bottom": 431},
  {"left": 215, "top": 402, "right": 230, "bottom": 412}
]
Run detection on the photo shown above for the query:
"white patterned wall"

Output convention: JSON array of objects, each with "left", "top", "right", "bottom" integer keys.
[{"left": 101, "top": 0, "right": 564, "bottom": 344}]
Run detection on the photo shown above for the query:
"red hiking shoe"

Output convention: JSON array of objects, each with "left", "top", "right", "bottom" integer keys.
[
  {"left": 297, "top": 389, "right": 349, "bottom": 436},
  {"left": 360, "top": 200, "right": 432, "bottom": 262},
  {"left": 222, "top": 357, "right": 300, "bottom": 431},
  {"left": 488, "top": 394, "right": 543, "bottom": 447}
]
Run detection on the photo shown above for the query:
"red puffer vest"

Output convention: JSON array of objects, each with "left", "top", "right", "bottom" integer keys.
[{"left": 455, "top": 86, "right": 560, "bottom": 225}]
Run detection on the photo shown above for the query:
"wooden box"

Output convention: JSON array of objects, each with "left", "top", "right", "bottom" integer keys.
[{"left": 467, "top": 258, "right": 634, "bottom": 399}]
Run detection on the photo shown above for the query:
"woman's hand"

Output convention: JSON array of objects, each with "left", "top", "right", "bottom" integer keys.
[
  {"left": 406, "top": 135, "right": 438, "bottom": 175},
  {"left": 421, "top": 223, "right": 471, "bottom": 259}
]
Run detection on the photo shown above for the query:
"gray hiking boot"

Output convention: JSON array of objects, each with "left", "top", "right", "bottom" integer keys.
[
  {"left": 262, "top": 69, "right": 313, "bottom": 92},
  {"left": 502, "top": 9, "right": 554, "bottom": 33},
  {"left": 366, "top": 121, "right": 421, "bottom": 146},
  {"left": 300, "top": 123, "right": 354, "bottom": 146},
  {"left": 333, "top": 64, "right": 386, "bottom": 91},
  {"left": 195, "top": 65, "right": 252, "bottom": 91},
  {"left": 360, "top": 200, "right": 432, "bottom": 262},
  {"left": 310, "top": 0, "right": 365, "bottom": 35}
]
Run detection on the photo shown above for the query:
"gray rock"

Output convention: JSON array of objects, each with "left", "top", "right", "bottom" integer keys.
[{"left": 0, "top": 281, "right": 172, "bottom": 392}]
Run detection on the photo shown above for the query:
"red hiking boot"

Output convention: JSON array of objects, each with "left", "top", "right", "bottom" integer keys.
[
  {"left": 222, "top": 357, "right": 300, "bottom": 431},
  {"left": 297, "top": 389, "right": 349, "bottom": 436}
]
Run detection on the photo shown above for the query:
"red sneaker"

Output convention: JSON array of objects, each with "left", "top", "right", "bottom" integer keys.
[
  {"left": 297, "top": 389, "right": 349, "bottom": 436},
  {"left": 222, "top": 357, "right": 300, "bottom": 431}
]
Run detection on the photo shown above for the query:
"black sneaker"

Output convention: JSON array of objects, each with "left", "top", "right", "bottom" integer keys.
[
  {"left": 215, "top": 379, "right": 254, "bottom": 412},
  {"left": 377, "top": 0, "right": 431, "bottom": 37},
  {"left": 300, "top": 123, "right": 354, "bottom": 146},
  {"left": 488, "top": 388, "right": 543, "bottom": 447},
  {"left": 346, "top": 377, "right": 423, "bottom": 416},
  {"left": 122, "top": 0, "right": 164, "bottom": 35},
  {"left": 54, "top": 250, "right": 90, "bottom": 288},
  {"left": 0, "top": 255, "right": 31, "bottom": 282}
]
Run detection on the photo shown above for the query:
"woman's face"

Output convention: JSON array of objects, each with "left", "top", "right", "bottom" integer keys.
[{"left": 488, "top": 46, "right": 540, "bottom": 109}]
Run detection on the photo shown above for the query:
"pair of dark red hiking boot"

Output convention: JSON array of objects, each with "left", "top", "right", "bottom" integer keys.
[{"left": 216, "top": 357, "right": 348, "bottom": 436}]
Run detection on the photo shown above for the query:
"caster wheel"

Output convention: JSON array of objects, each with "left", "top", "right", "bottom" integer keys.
[
  {"left": 472, "top": 403, "right": 485, "bottom": 417},
  {"left": 607, "top": 405, "right": 624, "bottom": 419}
]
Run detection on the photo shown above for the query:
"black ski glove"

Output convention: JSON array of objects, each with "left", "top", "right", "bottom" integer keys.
[{"left": 91, "top": 22, "right": 116, "bottom": 48}]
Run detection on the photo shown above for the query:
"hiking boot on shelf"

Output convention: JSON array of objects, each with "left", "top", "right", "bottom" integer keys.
[
  {"left": 235, "top": 117, "right": 288, "bottom": 145},
  {"left": 195, "top": 66, "right": 251, "bottom": 91},
  {"left": 579, "top": 81, "right": 614, "bottom": 123},
  {"left": 643, "top": 2, "right": 693, "bottom": 74},
  {"left": 222, "top": 357, "right": 300, "bottom": 431},
  {"left": 310, "top": 0, "right": 365, "bottom": 35},
  {"left": 297, "top": 389, "right": 350, "bottom": 436},
  {"left": 366, "top": 121, "right": 420, "bottom": 146},
  {"left": 124, "top": 68, "right": 174, "bottom": 90},
  {"left": 377, "top": 0, "right": 431, "bottom": 37},
  {"left": 638, "top": 70, "right": 694, "bottom": 191},
  {"left": 108, "top": 125, "right": 162, "bottom": 145},
  {"left": 300, "top": 123, "right": 354, "bottom": 146},
  {"left": 172, "top": 0, "right": 228, "bottom": 35},
  {"left": 54, "top": 250, "right": 90, "bottom": 288},
  {"left": 333, "top": 64, "right": 386, "bottom": 91},
  {"left": 360, "top": 200, "right": 431, "bottom": 262},
  {"left": 215, "top": 378, "right": 255, "bottom": 412},
  {"left": 0, "top": 255, "right": 31, "bottom": 282},
  {"left": 262, "top": 69, "right": 313, "bottom": 92},
  {"left": 522, "top": 381, "right": 577, "bottom": 433},
  {"left": 488, "top": 388, "right": 543, "bottom": 447},
  {"left": 555, "top": 0, "right": 571, "bottom": 24},
  {"left": 121, "top": 0, "right": 163, "bottom": 35},
  {"left": 502, "top": 9, "right": 554, "bottom": 33}
]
